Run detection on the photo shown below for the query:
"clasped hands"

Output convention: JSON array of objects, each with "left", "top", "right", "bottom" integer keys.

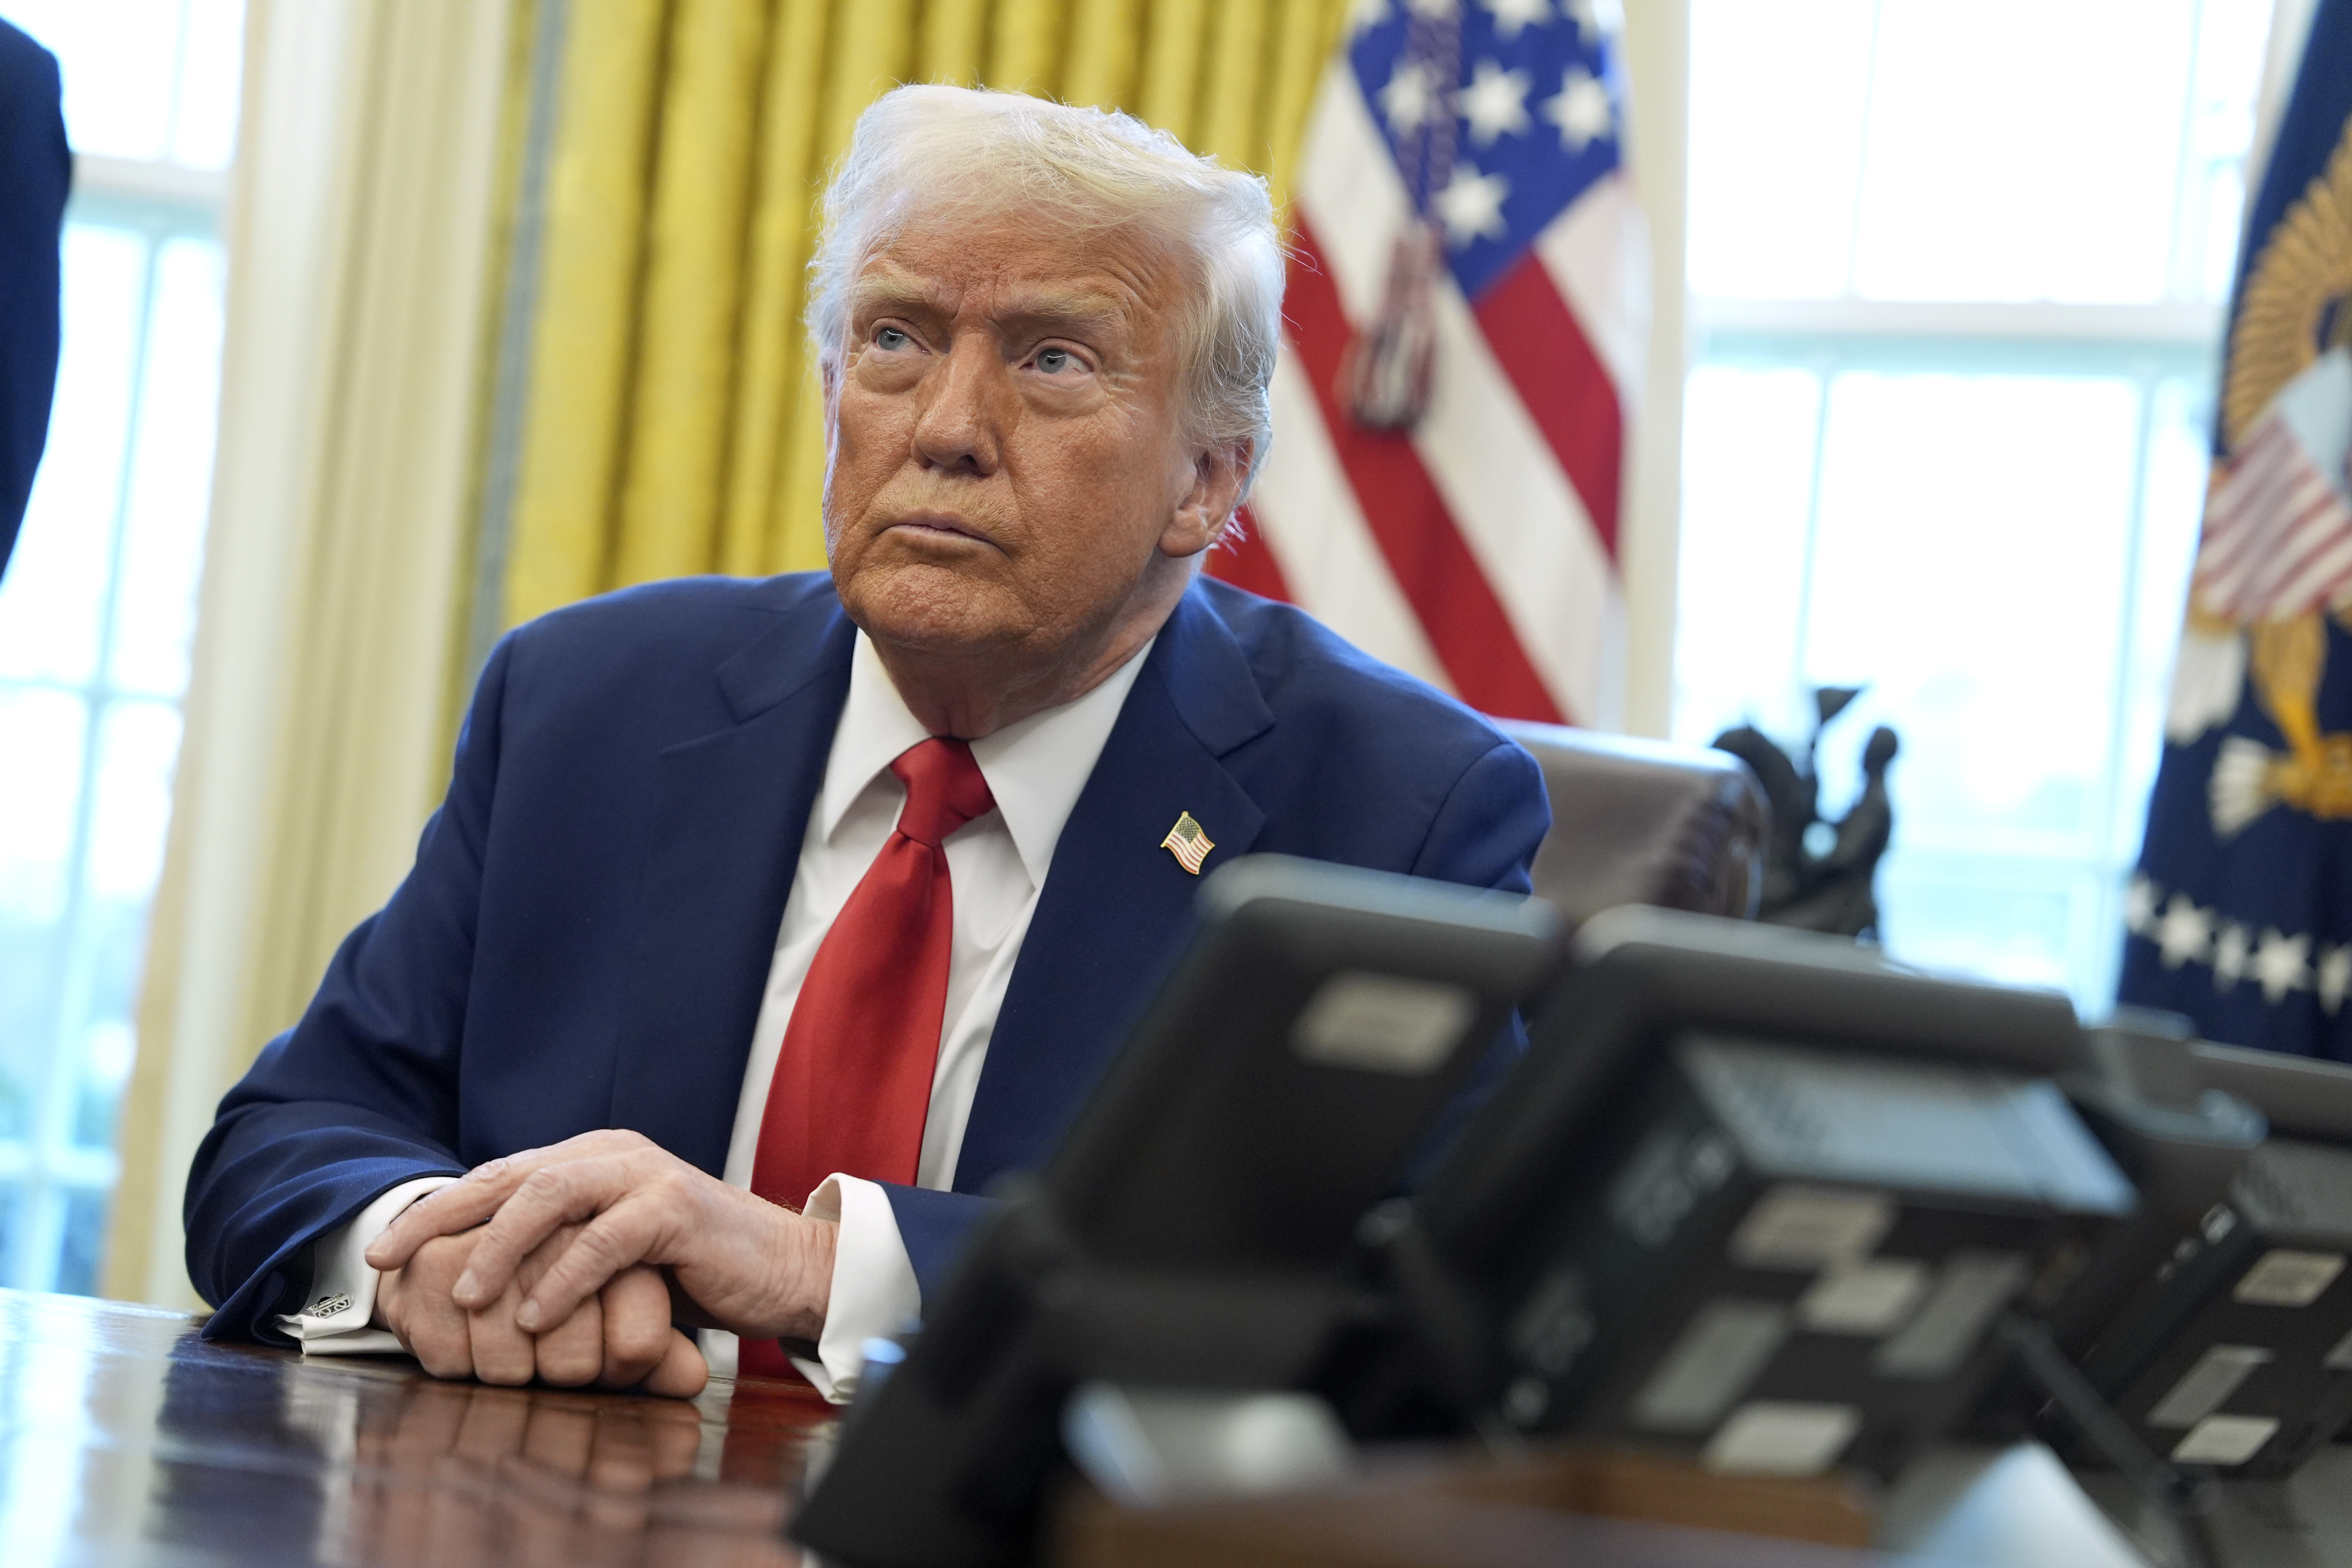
[{"left": 362, "top": 1130, "right": 838, "bottom": 1398}]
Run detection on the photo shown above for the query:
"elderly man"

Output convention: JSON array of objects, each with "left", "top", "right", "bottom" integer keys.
[{"left": 187, "top": 87, "right": 1549, "bottom": 1397}]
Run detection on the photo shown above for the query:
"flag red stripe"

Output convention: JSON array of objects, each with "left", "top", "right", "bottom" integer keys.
[
  {"left": 1288, "top": 221, "right": 1565, "bottom": 721},
  {"left": 1471, "top": 250, "right": 1624, "bottom": 557},
  {"left": 2243, "top": 504, "right": 2352, "bottom": 614},
  {"left": 2274, "top": 537, "right": 2352, "bottom": 615},
  {"left": 2226, "top": 485, "right": 2352, "bottom": 614},
  {"left": 1207, "top": 503, "right": 1294, "bottom": 600}
]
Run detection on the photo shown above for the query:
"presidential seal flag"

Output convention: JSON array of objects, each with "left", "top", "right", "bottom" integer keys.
[
  {"left": 2119, "top": 0, "right": 2352, "bottom": 1059},
  {"left": 1210, "top": 0, "right": 1639, "bottom": 726}
]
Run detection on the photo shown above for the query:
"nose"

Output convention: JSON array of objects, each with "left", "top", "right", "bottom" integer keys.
[{"left": 911, "top": 333, "right": 1003, "bottom": 477}]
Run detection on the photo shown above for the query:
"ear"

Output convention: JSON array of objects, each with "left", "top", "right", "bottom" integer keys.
[{"left": 1159, "top": 441, "right": 1254, "bottom": 560}]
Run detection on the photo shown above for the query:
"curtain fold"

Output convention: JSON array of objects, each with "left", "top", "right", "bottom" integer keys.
[{"left": 483, "top": 0, "right": 1350, "bottom": 644}]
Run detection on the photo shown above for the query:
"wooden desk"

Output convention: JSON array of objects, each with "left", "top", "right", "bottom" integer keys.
[
  {"left": 0, "top": 1288, "right": 831, "bottom": 1566},
  {"left": 9, "top": 1289, "right": 2349, "bottom": 1567}
]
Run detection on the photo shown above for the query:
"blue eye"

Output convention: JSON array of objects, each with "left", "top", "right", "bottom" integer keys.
[
  {"left": 875, "top": 325, "right": 910, "bottom": 350},
  {"left": 1036, "top": 348, "right": 1074, "bottom": 374}
]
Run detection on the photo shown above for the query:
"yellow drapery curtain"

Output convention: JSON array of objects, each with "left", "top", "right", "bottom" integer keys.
[{"left": 492, "top": 0, "right": 1350, "bottom": 641}]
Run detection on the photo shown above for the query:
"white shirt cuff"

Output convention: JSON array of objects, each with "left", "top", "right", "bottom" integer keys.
[
  {"left": 274, "top": 1175, "right": 458, "bottom": 1356},
  {"left": 705, "top": 1173, "right": 921, "bottom": 1403}
]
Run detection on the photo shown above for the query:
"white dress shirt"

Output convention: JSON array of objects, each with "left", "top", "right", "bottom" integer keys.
[{"left": 283, "top": 629, "right": 1151, "bottom": 1403}]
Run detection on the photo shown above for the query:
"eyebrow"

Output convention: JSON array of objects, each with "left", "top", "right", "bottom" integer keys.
[{"left": 850, "top": 272, "right": 1133, "bottom": 339}]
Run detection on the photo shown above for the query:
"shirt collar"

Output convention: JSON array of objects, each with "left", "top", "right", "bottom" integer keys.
[{"left": 817, "top": 631, "right": 1155, "bottom": 889}]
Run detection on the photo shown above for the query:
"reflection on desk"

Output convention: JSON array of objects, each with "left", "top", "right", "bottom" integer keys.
[
  {"left": 0, "top": 1287, "right": 831, "bottom": 1566},
  {"left": 6, "top": 1287, "right": 2351, "bottom": 1566}
]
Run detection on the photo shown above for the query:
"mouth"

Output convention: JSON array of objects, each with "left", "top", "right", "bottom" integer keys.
[{"left": 884, "top": 512, "right": 995, "bottom": 550}]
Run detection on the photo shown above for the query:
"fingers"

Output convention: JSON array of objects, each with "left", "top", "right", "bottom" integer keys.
[
  {"left": 506, "top": 1225, "right": 605, "bottom": 1387},
  {"left": 514, "top": 1204, "right": 659, "bottom": 1332},
  {"left": 453, "top": 1161, "right": 640, "bottom": 1316},
  {"left": 468, "top": 1278, "right": 541, "bottom": 1387},
  {"left": 367, "top": 1130, "right": 654, "bottom": 1272},
  {"left": 528, "top": 1291, "right": 606, "bottom": 1388},
  {"left": 641, "top": 1331, "right": 710, "bottom": 1401},
  {"left": 593, "top": 1267, "right": 676, "bottom": 1390},
  {"left": 379, "top": 1234, "right": 480, "bottom": 1381}
]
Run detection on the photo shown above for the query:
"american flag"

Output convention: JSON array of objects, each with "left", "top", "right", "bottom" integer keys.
[
  {"left": 2189, "top": 352, "right": 2352, "bottom": 626},
  {"left": 1213, "top": 0, "right": 1641, "bottom": 726}
]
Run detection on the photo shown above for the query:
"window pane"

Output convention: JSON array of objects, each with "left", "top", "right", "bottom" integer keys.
[
  {"left": 0, "top": 2, "right": 240, "bottom": 1300},
  {"left": 169, "top": 0, "right": 245, "bottom": 169},
  {"left": 1690, "top": 0, "right": 2272, "bottom": 303},
  {"left": 0, "top": 0, "right": 187, "bottom": 162},
  {"left": 0, "top": 689, "right": 85, "bottom": 1141},
  {"left": 1673, "top": 365, "right": 1824, "bottom": 744},
  {"left": 1687, "top": 0, "right": 1877, "bottom": 298},
  {"left": 1853, "top": 0, "right": 2200, "bottom": 303},
  {"left": 2181, "top": 0, "right": 2274, "bottom": 300},
  {"left": 1877, "top": 862, "right": 2106, "bottom": 995},
  {"left": 0, "top": 0, "right": 245, "bottom": 169},
  {"left": 0, "top": 226, "right": 146, "bottom": 687},
  {"left": 1801, "top": 372, "right": 2142, "bottom": 849},
  {"left": 66, "top": 701, "right": 179, "bottom": 1156},
  {"left": 108, "top": 238, "right": 224, "bottom": 700},
  {"left": 0, "top": 689, "right": 85, "bottom": 929},
  {"left": 2110, "top": 377, "right": 2213, "bottom": 867},
  {"left": 51, "top": 1189, "right": 106, "bottom": 1296}
]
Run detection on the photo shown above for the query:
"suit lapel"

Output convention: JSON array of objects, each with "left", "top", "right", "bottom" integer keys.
[
  {"left": 955, "top": 588, "right": 1274, "bottom": 1192},
  {"left": 609, "top": 591, "right": 856, "bottom": 1176}
]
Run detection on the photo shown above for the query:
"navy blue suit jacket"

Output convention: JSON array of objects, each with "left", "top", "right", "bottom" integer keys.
[
  {"left": 187, "top": 573, "right": 1550, "bottom": 1343},
  {"left": 0, "top": 20, "right": 66, "bottom": 577}
]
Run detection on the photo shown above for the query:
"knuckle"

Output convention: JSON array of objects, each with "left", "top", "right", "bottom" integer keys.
[{"left": 519, "top": 1166, "right": 568, "bottom": 1201}]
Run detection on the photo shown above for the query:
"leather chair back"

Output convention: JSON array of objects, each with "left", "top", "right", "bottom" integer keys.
[{"left": 1496, "top": 721, "right": 1767, "bottom": 931}]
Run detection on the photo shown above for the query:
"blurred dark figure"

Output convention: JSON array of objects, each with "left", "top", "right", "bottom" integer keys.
[
  {"left": 0, "top": 18, "right": 65, "bottom": 582},
  {"left": 1714, "top": 687, "right": 1900, "bottom": 939}
]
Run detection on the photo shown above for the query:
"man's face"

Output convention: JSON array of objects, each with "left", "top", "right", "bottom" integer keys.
[{"left": 823, "top": 205, "right": 1227, "bottom": 675}]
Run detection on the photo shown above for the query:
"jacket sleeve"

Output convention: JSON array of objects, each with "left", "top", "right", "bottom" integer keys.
[
  {"left": 876, "top": 1183, "right": 996, "bottom": 1306},
  {"left": 182, "top": 636, "right": 524, "bottom": 1342}
]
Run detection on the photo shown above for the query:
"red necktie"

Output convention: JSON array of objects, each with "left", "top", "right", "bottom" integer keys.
[{"left": 738, "top": 737, "right": 994, "bottom": 1379}]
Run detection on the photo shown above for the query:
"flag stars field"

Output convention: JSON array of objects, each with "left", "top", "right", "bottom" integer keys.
[
  {"left": 2154, "top": 889, "right": 2216, "bottom": 969},
  {"left": 2322, "top": 946, "right": 2352, "bottom": 1014},
  {"left": 1480, "top": 0, "right": 1552, "bottom": 38},
  {"left": 1461, "top": 60, "right": 1534, "bottom": 144},
  {"left": 2214, "top": 921, "right": 2252, "bottom": 988},
  {"left": 1379, "top": 61, "right": 1443, "bottom": 135},
  {"left": 1220, "top": 0, "right": 1635, "bottom": 723},
  {"left": 2250, "top": 928, "right": 2313, "bottom": 1005},
  {"left": 1543, "top": 66, "right": 1613, "bottom": 151},
  {"left": 2129, "top": 876, "right": 2352, "bottom": 1016},
  {"left": 1437, "top": 164, "right": 1512, "bottom": 244}
]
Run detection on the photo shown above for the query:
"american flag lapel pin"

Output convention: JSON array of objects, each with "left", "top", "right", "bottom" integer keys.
[{"left": 1160, "top": 811, "right": 1214, "bottom": 875}]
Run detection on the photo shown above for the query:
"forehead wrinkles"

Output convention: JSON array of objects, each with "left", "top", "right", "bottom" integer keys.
[{"left": 854, "top": 212, "right": 1180, "bottom": 338}]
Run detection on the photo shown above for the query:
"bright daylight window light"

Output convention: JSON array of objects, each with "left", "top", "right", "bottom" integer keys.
[
  {"left": 0, "top": 0, "right": 240, "bottom": 1293},
  {"left": 1675, "top": 0, "right": 2273, "bottom": 1014}
]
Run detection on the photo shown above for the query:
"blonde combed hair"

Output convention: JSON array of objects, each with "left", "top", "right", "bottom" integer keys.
[{"left": 808, "top": 85, "right": 1285, "bottom": 490}]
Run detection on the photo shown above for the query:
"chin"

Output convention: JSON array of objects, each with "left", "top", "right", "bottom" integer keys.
[{"left": 844, "top": 563, "right": 1028, "bottom": 656}]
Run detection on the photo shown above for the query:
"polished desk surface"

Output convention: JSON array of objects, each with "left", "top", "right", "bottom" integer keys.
[
  {"left": 0, "top": 1289, "right": 832, "bottom": 1566},
  {"left": 4, "top": 1290, "right": 2350, "bottom": 1568}
]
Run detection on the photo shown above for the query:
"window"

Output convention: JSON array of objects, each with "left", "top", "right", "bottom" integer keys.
[
  {"left": 0, "top": 0, "right": 240, "bottom": 1293},
  {"left": 1673, "top": 0, "right": 2274, "bottom": 1015}
]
